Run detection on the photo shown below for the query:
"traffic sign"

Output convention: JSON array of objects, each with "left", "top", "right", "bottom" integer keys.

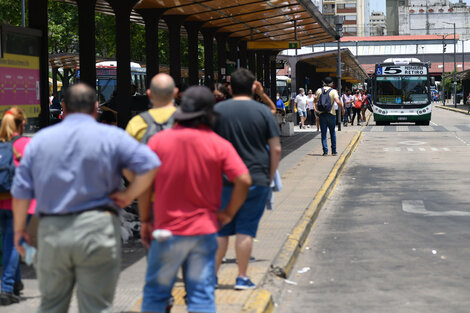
[{"left": 247, "top": 41, "right": 301, "bottom": 50}]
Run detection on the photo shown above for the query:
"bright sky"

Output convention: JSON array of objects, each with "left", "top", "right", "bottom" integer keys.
[{"left": 370, "top": 0, "right": 386, "bottom": 14}]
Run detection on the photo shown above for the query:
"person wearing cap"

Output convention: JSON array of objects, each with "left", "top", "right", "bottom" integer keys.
[
  {"left": 314, "top": 76, "right": 344, "bottom": 156},
  {"left": 140, "top": 86, "right": 251, "bottom": 313},
  {"left": 214, "top": 68, "right": 281, "bottom": 290},
  {"left": 294, "top": 88, "right": 308, "bottom": 129}
]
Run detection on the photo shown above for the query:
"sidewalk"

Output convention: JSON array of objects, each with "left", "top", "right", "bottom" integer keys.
[{"left": 3, "top": 125, "right": 362, "bottom": 313}]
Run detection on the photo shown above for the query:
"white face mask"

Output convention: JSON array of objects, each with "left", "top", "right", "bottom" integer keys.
[{"left": 276, "top": 96, "right": 280, "bottom": 100}]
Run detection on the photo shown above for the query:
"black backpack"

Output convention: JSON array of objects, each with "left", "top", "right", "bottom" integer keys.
[
  {"left": 139, "top": 111, "right": 175, "bottom": 144},
  {"left": 318, "top": 88, "right": 333, "bottom": 112}
]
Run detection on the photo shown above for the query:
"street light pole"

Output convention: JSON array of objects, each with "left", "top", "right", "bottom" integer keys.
[
  {"left": 335, "top": 16, "right": 344, "bottom": 131},
  {"left": 442, "top": 37, "right": 446, "bottom": 106},
  {"left": 453, "top": 23, "right": 457, "bottom": 108}
]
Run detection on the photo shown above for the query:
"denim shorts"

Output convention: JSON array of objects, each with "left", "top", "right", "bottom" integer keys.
[
  {"left": 218, "top": 185, "right": 270, "bottom": 238},
  {"left": 142, "top": 234, "right": 218, "bottom": 313},
  {"left": 298, "top": 110, "right": 307, "bottom": 117}
]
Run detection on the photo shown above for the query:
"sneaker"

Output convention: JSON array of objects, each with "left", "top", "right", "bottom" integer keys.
[
  {"left": 322, "top": 152, "right": 328, "bottom": 156},
  {"left": 234, "top": 276, "right": 256, "bottom": 290},
  {"left": 332, "top": 152, "right": 338, "bottom": 156},
  {"left": 13, "top": 281, "right": 24, "bottom": 296},
  {"left": 0, "top": 292, "right": 20, "bottom": 305}
]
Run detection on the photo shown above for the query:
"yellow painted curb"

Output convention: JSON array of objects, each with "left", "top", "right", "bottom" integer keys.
[
  {"left": 240, "top": 289, "right": 274, "bottom": 313},
  {"left": 435, "top": 105, "right": 470, "bottom": 115},
  {"left": 269, "top": 130, "right": 363, "bottom": 279}
]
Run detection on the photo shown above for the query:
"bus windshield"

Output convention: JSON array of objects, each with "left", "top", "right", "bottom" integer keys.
[
  {"left": 376, "top": 76, "right": 401, "bottom": 104},
  {"left": 97, "top": 78, "right": 117, "bottom": 103},
  {"left": 276, "top": 80, "right": 289, "bottom": 103},
  {"left": 376, "top": 76, "right": 428, "bottom": 105},
  {"left": 403, "top": 76, "right": 428, "bottom": 104}
]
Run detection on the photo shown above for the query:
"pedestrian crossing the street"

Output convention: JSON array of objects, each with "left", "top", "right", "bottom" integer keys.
[{"left": 362, "top": 125, "right": 470, "bottom": 132}]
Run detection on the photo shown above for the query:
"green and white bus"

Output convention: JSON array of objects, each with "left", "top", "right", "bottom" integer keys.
[{"left": 372, "top": 58, "right": 432, "bottom": 125}]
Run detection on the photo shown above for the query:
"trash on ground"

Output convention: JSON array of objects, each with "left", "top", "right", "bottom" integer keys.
[
  {"left": 284, "top": 279, "right": 298, "bottom": 285},
  {"left": 297, "top": 267, "right": 311, "bottom": 274},
  {"left": 432, "top": 250, "right": 437, "bottom": 255}
]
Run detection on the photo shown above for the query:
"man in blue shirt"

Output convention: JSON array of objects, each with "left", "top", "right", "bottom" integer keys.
[
  {"left": 11, "top": 83, "right": 160, "bottom": 313},
  {"left": 276, "top": 92, "right": 285, "bottom": 112}
]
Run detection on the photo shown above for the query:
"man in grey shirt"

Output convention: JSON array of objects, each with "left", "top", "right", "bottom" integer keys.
[{"left": 12, "top": 83, "right": 160, "bottom": 313}]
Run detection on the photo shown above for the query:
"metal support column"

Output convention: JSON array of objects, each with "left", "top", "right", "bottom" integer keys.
[
  {"left": 454, "top": 23, "right": 457, "bottom": 107},
  {"left": 442, "top": 38, "right": 446, "bottom": 106},
  {"left": 270, "top": 52, "right": 277, "bottom": 102},
  {"left": 263, "top": 51, "right": 271, "bottom": 94},
  {"left": 108, "top": 0, "right": 139, "bottom": 128},
  {"left": 238, "top": 41, "right": 247, "bottom": 68},
  {"left": 137, "top": 9, "right": 166, "bottom": 88},
  {"left": 77, "top": 0, "right": 96, "bottom": 89},
  {"left": 184, "top": 21, "right": 204, "bottom": 86},
  {"left": 247, "top": 50, "right": 256, "bottom": 73},
  {"left": 256, "top": 51, "right": 263, "bottom": 83},
  {"left": 28, "top": 0, "right": 49, "bottom": 128},
  {"left": 216, "top": 33, "right": 229, "bottom": 82},
  {"left": 201, "top": 28, "right": 216, "bottom": 87},
  {"left": 163, "top": 16, "right": 184, "bottom": 85}
]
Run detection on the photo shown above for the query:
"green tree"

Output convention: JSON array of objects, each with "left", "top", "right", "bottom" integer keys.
[{"left": 0, "top": 0, "right": 22, "bottom": 26}]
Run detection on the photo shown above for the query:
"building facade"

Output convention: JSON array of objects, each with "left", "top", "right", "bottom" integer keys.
[
  {"left": 370, "top": 11, "right": 387, "bottom": 36},
  {"left": 395, "top": 0, "right": 470, "bottom": 39},
  {"left": 322, "top": 0, "right": 370, "bottom": 36},
  {"left": 386, "top": 0, "right": 409, "bottom": 36}
]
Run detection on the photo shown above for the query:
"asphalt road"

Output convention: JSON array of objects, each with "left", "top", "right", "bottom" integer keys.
[{"left": 277, "top": 105, "right": 470, "bottom": 313}]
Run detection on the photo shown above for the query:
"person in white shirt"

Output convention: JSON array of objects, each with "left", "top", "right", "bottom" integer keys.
[{"left": 295, "top": 88, "right": 308, "bottom": 129}]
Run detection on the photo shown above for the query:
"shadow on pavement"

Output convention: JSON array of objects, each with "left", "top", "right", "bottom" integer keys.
[{"left": 281, "top": 132, "right": 319, "bottom": 160}]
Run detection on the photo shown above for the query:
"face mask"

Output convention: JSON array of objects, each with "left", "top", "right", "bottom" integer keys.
[{"left": 276, "top": 96, "right": 280, "bottom": 100}]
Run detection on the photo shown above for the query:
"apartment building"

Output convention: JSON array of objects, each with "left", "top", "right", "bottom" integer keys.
[{"left": 322, "top": 0, "right": 370, "bottom": 36}]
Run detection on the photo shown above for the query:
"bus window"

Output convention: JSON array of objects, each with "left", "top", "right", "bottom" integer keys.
[
  {"left": 97, "top": 78, "right": 117, "bottom": 103},
  {"left": 376, "top": 76, "right": 401, "bottom": 104},
  {"left": 403, "top": 76, "right": 428, "bottom": 103}
]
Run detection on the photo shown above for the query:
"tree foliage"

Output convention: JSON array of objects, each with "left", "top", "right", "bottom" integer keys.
[{"left": 0, "top": 1, "right": 204, "bottom": 70}]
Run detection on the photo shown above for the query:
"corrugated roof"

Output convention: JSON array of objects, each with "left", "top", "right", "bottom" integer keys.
[{"left": 56, "top": 0, "right": 337, "bottom": 45}]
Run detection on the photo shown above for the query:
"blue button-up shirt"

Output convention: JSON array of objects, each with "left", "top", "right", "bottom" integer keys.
[{"left": 11, "top": 113, "right": 161, "bottom": 215}]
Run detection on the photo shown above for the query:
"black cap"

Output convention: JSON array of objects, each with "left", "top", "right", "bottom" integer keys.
[{"left": 173, "top": 86, "right": 215, "bottom": 121}]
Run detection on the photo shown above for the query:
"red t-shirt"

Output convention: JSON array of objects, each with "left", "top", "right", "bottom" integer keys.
[{"left": 147, "top": 125, "right": 249, "bottom": 236}]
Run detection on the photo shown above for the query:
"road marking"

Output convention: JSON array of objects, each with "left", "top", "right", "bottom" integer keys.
[
  {"left": 383, "top": 147, "right": 451, "bottom": 152},
  {"left": 430, "top": 121, "right": 439, "bottom": 126},
  {"left": 402, "top": 200, "right": 470, "bottom": 217},
  {"left": 399, "top": 141, "right": 427, "bottom": 146},
  {"left": 455, "top": 135, "right": 470, "bottom": 146}
]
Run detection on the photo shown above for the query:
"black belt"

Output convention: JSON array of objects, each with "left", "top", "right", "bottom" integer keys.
[{"left": 39, "top": 206, "right": 118, "bottom": 218}]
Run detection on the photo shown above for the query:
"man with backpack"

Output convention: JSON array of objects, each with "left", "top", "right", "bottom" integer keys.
[
  {"left": 126, "top": 73, "right": 177, "bottom": 143},
  {"left": 314, "top": 77, "right": 344, "bottom": 156}
]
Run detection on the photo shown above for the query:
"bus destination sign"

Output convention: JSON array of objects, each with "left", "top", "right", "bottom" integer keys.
[{"left": 377, "top": 65, "right": 427, "bottom": 76}]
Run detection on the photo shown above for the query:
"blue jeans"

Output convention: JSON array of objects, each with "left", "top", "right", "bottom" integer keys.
[
  {"left": 143, "top": 234, "right": 218, "bottom": 313},
  {"left": 319, "top": 113, "right": 337, "bottom": 154},
  {"left": 0, "top": 209, "right": 21, "bottom": 293},
  {"left": 343, "top": 107, "right": 351, "bottom": 124}
]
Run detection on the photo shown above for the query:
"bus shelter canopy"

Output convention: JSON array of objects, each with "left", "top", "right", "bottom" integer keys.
[
  {"left": 57, "top": 0, "right": 337, "bottom": 45},
  {"left": 299, "top": 49, "right": 368, "bottom": 83}
]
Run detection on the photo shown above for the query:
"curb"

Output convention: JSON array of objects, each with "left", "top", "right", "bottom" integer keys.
[
  {"left": 435, "top": 105, "right": 470, "bottom": 115},
  {"left": 269, "top": 130, "right": 363, "bottom": 278},
  {"left": 240, "top": 289, "right": 274, "bottom": 313}
]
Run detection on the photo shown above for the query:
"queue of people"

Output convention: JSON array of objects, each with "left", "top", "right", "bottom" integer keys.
[{"left": 0, "top": 68, "right": 281, "bottom": 313}]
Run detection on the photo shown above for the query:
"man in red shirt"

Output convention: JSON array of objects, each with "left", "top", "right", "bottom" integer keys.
[{"left": 140, "top": 86, "right": 251, "bottom": 313}]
